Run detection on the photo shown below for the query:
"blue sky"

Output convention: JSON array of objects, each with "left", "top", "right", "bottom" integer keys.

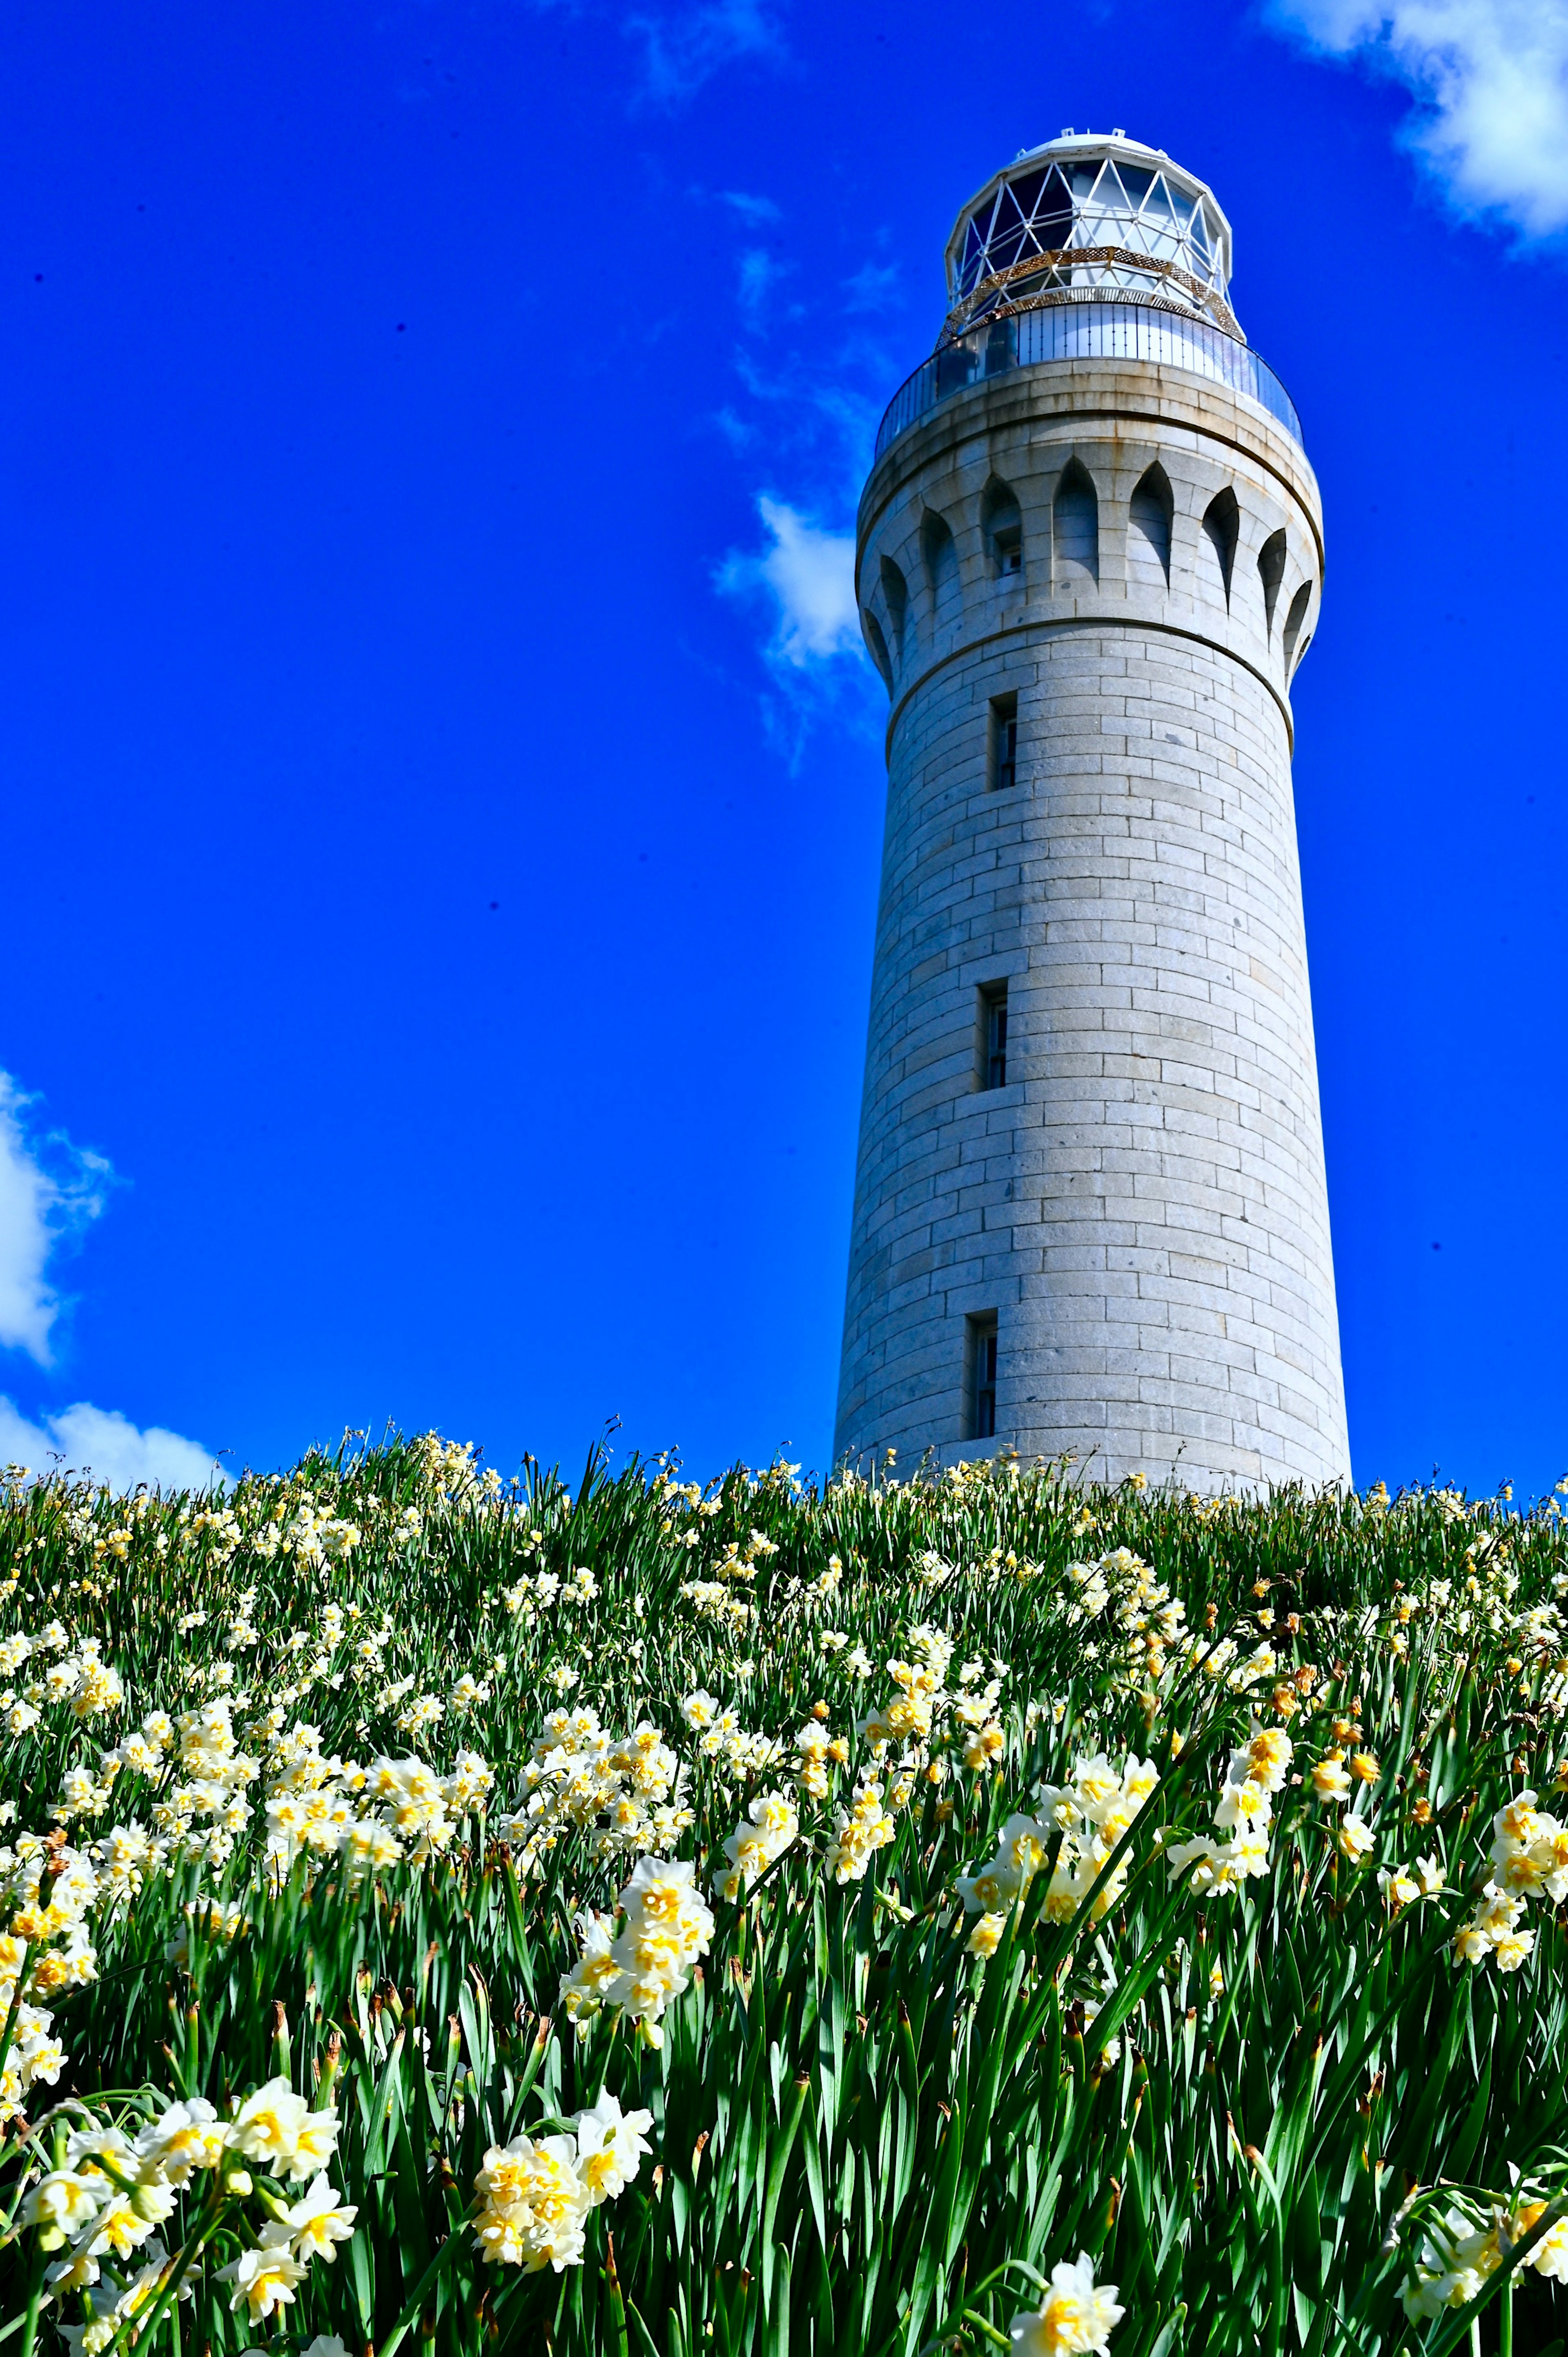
[{"left": 2, "top": 0, "right": 1567, "bottom": 1496}]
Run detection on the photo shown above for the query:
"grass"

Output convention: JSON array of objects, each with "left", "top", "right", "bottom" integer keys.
[{"left": 1, "top": 1432, "right": 1567, "bottom": 2356}]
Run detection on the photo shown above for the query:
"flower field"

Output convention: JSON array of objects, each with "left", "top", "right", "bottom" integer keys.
[{"left": 4, "top": 1434, "right": 1568, "bottom": 2356}]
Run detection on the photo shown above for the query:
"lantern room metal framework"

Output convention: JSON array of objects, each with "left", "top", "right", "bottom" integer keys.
[{"left": 944, "top": 132, "right": 1236, "bottom": 338}]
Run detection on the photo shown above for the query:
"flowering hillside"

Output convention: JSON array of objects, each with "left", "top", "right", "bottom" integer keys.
[{"left": 2, "top": 1436, "right": 1568, "bottom": 2356}]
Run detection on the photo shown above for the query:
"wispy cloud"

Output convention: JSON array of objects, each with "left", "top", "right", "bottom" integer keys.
[
  {"left": 627, "top": 0, "right": 784, "bottom": 106},
  {"left": 716, "top": 496, "right": 862, "bottom": 668},
  {"left": 711, "top": 405, "right": 757, "bottom": 450},
  {"left": 1273, "top": 0, "right": 1568, "bottom": 236},
  {"left": 0, "top": 1397, "right": 227, "bottom": 1492},
  {"left": 699, "top": 149, "right": 909, "bottom": 753},
  {"left": 0, "top": 1074, "right": 113, "bottom": 1365},
  {"left": 843, "top": 260, "right": 901, "bottom": 312},
  {"left": 737, "top": 247, "right": 791, "bottom": 324},
  {"left": 721, "top": 189, "right": 782, "bottom": 225},
  {"left": 726, "top": 347, "right": 884, "bottom": 481}
]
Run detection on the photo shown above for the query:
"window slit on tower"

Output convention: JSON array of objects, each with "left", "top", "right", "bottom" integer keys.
[
  {"left": 1202, "top": 487, "right": 1240, "bottom": 606},
  {"left": 978, "top": 981, "right": 1009, "bottom": 1089},
  {"left": 989, "top": 693, "right": 1018, "bottom": 792},
  {"left": 1129, "top": 463, "right": 1173, "bottom": 590},
  {"left": 966, "top": 1314, "right": 999, "bottom": 1442},
  {"left": 1282, "top": 581, "right": 1314, "bottom": 675},
  {"left": 1053, "top": 460, "right": 1099, "bottom": 587},
  {"left": 982, "top": 479, "right": 1023, "bottom": 584},
  {"left": 1257, "top": 530, "right": 1287, "bottom": 639}
]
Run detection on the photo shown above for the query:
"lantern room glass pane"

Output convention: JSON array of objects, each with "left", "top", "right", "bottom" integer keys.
[
  {"left": 1031, "top": 169, "right": 1072, "bottom": 246},
  {"left": 1008, "top": 168, "right": 1048, "bottom": 221}
]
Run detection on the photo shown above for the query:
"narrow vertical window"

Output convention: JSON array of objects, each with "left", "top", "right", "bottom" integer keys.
[
  {"left": 1282, "top": 580, "right": 1314, "bottom": 675},
  {"left": 880, "top": 556, "right": 909, "bottom": 663},
  {"left": 1053, "top": 459, "right": 1099, "bottom": 587},
  {"left": 966, "top": 1313, "right": 999, "bottom": 1441},
  {"left": 977, "top": 981, "right": 1008, "bottom": 1088},
  {"left": 920, "top": 509, "right": 960, "bottom": 628},
  {"left": 1257, "top": 529, "right": 1287, "bottom": 638},
  {"left": 982, "top": 479, "right": 1023, "bottom": 584},
  {"left": 989, "top": 693, "right": 1018, "bottom": 792},
  {"left": 1202, "top": 487, "right": 1240, "bottom": 606},
  {"left": 1129, "top": 463, "right": 1173, "bottom": 590},
  {"left": 863, "top": 608, "right": 893, "bottom": 691}
]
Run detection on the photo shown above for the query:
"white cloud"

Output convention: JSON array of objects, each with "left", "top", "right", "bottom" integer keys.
[
  {"left": 0, "top": 1397, "right": 228, "bottom": 1492},
  {"left": 626, "top": 0, "right": 784, "bottom": 106},
  {"left": 717, "top": 497, "right": 862, "bottom": 668},
  {"left": 843, "top": 259, "right": 901, "bottom": 312},
  {"left": 720, "top": 189, "right": 782, "bottom": 225},
  {"left": 737, "top": 247, "right": 790, "bottom": 323},
  {"left": 1275, "top": 0, "right": 1568, "bottom": 235},
  {"left": 0, "top": 1073, "right": 113, "bottom": 1364},
  {"left": 0, "top": 1068, "right": 227, "bottom": 1491}
]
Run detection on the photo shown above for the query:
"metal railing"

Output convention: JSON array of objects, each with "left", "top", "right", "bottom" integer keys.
[{"left": 872, "top": 300, "right": 1303, "bottom": 461}]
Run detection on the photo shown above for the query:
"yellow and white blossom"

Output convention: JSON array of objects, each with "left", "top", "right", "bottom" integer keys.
[{"left": 1010, "top": 2252, "right": 1125, "bottom": 2355}]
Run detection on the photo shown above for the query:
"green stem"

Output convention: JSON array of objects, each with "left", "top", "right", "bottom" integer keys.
[
  {"left": 0, "top": 1946, "right": 36, "bottom": 2086},
  {"left": 16, "top": 2240, "right": 45, "bottom": 2357},
  {"left": 94, "top": 2195, "right": 232, "bottom": 2357},
  {"left": 374, "top": 2231, "right": 465, "bottom": 2357},
  {"left": 958, "top": 2314, "right": 1011, "bottom": 2350},
  {"left": 603, "top": 2233, "right": 630, "bottom": 2357}
]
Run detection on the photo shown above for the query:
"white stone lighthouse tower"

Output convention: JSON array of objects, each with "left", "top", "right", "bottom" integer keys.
[{"left": 834, "top": 131, "right": 1350, "bottom": 1491}]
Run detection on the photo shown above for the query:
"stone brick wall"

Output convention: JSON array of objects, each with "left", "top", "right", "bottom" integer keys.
[{"left": 833, "top": 358, "right": 1351, "bottom": 1491}]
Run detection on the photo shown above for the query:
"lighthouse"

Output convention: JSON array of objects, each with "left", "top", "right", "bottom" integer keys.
[{"left": 834, "top": 132, "right": 1350, "bottom": 1491}]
